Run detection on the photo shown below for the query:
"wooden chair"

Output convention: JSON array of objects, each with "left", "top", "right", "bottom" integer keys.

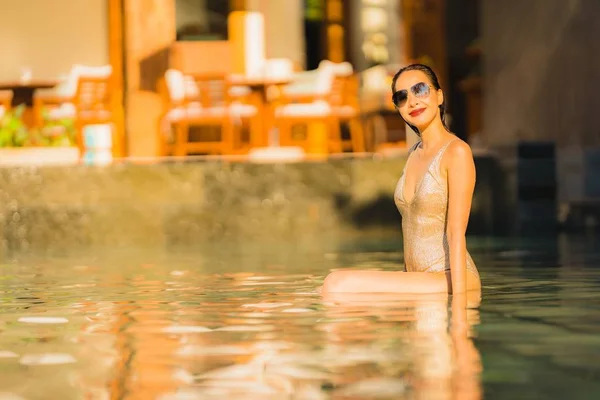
[
  {"left": 33, "top": 65, "right": 115, "bottom": 154},
  {"left": 0, "top": 90, "right": 12, "bottom": 118},
  {"left": 322, "top": 61, "right": 366, "bottom": 153},
  {"left": 273, "top": 62, "right": 339, "bottom": 153},
  {"left": 159, "top": 69, "right": 260, "bottom": 156}
]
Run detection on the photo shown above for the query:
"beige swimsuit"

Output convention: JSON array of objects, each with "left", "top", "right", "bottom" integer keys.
[{"left": 394, "top": 139, "right": 480, "bottom": 278}]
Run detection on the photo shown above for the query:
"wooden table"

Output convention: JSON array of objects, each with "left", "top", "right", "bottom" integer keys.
[
  {"left": 0, "top": 79, "right": 59, "bottom": 127},
  {"left": 0, "top": 79, "right": 59, "bottom": 106}
]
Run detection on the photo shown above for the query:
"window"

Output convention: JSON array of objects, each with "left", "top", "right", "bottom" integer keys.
[{"left": 175, "top": 0, "right": 230, "bottom": 41}]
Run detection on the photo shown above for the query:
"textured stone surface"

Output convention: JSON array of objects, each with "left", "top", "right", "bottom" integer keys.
[{"left": 0, "top": 155, "right": 500, "bottom": 256}]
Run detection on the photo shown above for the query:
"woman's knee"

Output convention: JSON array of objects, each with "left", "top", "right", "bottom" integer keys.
[{"left": 322, "top": 270, "right": 350, "bottom": 293}]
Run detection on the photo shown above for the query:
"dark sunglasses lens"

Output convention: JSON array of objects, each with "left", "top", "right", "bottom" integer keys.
[
  {"left": 393, "top": 90, "right": 407, "bottom": 107},
  {"left": 412, "top": 82, "right": 430, "bottom": 98}
]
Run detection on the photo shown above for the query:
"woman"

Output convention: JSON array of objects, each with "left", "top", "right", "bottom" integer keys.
[{"left": 322, "top": 64, "right": 481, "bottom": 295}]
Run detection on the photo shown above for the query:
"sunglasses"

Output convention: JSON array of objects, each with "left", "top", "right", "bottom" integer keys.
[{"left": 392, "top": 82, "right": 432, "bottom": 108}]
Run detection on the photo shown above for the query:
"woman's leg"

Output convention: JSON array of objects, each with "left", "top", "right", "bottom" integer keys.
[{"left": 321, "top": 270, "right": 450, "bottom": 294}]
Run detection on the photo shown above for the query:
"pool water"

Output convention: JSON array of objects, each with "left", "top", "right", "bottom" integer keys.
[{"left": 1, "top": 234, "right": 599, "bottom": 399}]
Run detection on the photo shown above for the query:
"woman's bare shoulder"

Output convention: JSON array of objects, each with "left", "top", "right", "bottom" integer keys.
[
  {"left": 447, "top": 136, "right": 473, "bottom": 159},
  {"left": 442, "top": 136, "right": 475, "bottom": 173}
]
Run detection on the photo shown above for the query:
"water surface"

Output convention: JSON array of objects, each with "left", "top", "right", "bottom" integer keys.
[{"left": 1, "top": 234, "right": 599, "bottom": 399}]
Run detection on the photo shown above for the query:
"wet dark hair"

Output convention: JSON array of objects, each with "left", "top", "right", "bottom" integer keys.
[{"left": 391, "top": 63, "right": 450, "bottom": 135}]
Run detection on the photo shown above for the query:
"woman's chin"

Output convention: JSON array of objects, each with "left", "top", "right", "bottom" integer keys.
[{"left": 408, "top": 117, "right": 433, "bottom": 132}]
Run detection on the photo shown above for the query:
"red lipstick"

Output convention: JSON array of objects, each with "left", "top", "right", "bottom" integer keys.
[{"left": 409, "top": 108, "right": 425, "bottom": 117}]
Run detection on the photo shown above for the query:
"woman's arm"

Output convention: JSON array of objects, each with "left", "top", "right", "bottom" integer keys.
[{"left": 445, "top": 140, "right": 476, "bottom": 295}]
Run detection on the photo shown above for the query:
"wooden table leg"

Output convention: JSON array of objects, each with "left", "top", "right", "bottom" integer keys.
[
  {"left": 250, "top": 90, "right": 267, "bottom": 147},
  {"left": 307, "top": 121, "right": 328, "bottom": 156}
]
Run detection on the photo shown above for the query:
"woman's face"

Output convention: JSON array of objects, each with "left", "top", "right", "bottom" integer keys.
[{"left": 393, "top": 70, "right": 443, "bottom": 131}]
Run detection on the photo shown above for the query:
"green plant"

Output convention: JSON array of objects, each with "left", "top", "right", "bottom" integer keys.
[
  {"left": 0, "top": 104, "right": 76, "bottom": 148},
  {"left": 0, "top": 104, "right": 28, "bottom": 147}
]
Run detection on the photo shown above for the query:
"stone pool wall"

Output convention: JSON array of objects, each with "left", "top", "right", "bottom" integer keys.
[{"left": 0, "top": 154, "right": 503, "bottom": 256}]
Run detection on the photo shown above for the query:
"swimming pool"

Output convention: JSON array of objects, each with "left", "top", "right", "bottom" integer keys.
[{"left": 1, "top": 233, "right": 599, "bottom": 399}]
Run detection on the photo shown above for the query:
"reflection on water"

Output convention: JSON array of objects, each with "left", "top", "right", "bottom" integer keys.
[{"left": 1, "top": 234, "right": 600, "bottom": 399}]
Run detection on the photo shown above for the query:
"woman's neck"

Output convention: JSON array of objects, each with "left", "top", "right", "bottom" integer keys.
[{"left": 418, "top": 118, "right": 447, "bottom": 150}]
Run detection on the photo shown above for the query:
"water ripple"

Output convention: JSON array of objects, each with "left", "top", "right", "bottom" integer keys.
[{"left": 1, "top": 236, "right": 600, "bottom": 398}]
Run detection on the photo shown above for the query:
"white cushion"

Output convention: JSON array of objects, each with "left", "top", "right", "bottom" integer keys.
[
  {"left": 165, "top": 69, "right": 202, "bottom": 101},
  {"left": 283, "top": 81, "right": 317, "bottom": 96},
  {"left": 47, "top": 103, "right": 112, "bottom": 121},
  {"left": 283, "top": 64, "right": 334, "bottom": 96},
  {"left": 48, "top": 103, "right": 76, "bottom": 119},
  {"left": 275, "top": 100, "right": 331, "bottom": 117},
  {"left": 229, "top": 103, "right": 258, "bottom": 116},
  {"left": 229, "top": 86, "right": 252, "bottom": 97},
  {"left": 183, "top": 75, "right": 200, "bottom": 99},
  {"left": 56, "top": 64, "right": 112, "bottom": 98},
  {"left": 312, "top": 63, "right": 335, "bottom": 95},
  {"left": 165, "top": 104, "right": 202, "bottom": 121},
  {"left": 165, "top": 69, "right": 187, "bottom": 102},
  {"left": 319, "top": 60, "right": 353, "bottom": 77},
  {"left": 263, "top": 58, "right": 294, "bottom": 80},
  {"left": 332, "top": 105, "right": 357, "bottom": 117},
  {"left": 166, "top": 69, "right": 230, "bottom": 103},
  {"left": 166, "top": 103, "right": 257, "bottom": 122},
  {"left": 283, "top": 70, "right": 318, "bottom": 95}
]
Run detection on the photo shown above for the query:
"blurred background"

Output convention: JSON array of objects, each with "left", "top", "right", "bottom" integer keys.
[
  {"left": 1, "top": 1, "right": 600, "bottom": 399},
  {"left": 0, "top": 0, "right": 598, "bottom": 246}
]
